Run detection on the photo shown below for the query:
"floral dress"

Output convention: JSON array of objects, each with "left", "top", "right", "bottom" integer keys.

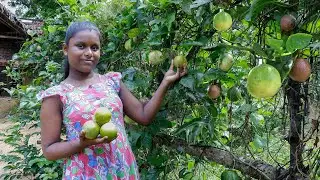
[{"left": 37, "top": 72, "right": 139, "bottom": 180}]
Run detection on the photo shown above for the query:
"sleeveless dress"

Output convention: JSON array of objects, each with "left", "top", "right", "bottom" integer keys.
[{"left": 37, "top": 72, "right": 140, "bottom": 180}]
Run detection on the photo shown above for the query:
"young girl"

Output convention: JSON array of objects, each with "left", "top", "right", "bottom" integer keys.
[{"left": 38, "top": 21, "right": 187, "bottom": 179}]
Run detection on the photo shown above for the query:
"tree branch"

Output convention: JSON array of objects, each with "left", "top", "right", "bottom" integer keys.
[{"left": 153, "top": 134, "right": 288, "bottom": 180}]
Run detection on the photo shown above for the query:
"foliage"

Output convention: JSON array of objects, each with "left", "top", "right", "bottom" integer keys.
[{"left": 2, "top": 0, "right": 320, "bottom": 179}]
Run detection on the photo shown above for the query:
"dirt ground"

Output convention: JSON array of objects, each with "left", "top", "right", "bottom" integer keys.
[{"left": 0, "top": 97, "right": 40, "bottom": 179}]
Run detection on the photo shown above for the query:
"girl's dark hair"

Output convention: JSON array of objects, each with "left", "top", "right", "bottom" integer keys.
[{"left": 63, "top": 21, "right": 101, "bottom": 79}]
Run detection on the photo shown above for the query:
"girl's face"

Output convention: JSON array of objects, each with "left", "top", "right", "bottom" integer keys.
[{"left": 63, "top": 29, "right": 101, "bottom": 74}]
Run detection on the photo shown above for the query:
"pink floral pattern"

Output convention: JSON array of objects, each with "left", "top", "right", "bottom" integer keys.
[{"left": 37, "top": 72, "right": 139, "bottom": 180}]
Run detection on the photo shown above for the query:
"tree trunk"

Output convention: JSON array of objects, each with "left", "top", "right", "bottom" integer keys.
[{"left": 286, "top": 79, "right": 307, "bottom": 179}]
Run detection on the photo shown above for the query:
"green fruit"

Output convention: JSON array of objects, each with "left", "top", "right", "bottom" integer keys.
[
  {"left": 148, "top": 50, "right": 164, "bottom": 65},
  {"left": 100, "top": 122, "right": 118, "bottom": 142},
  {"left": 247, "top": 64, "right": 282, "bottom": 98},
  {"left": 173, "top": 55, "right": 187, "bottom": 68},
  {"left": 213, "top": 11, "right": 233, "bottom": 31},
  {"left": 219, "top": 53, "right": 233, "bottom": 71},
  {"left": 94, "top": 107, "right": 112, "bottom": 126},
  {"left": 221, "top": 170, "right": 241, "bottom": 180},
  {"left": 82, "top": 120, "right": 100, "bottom": 139},
  {"left": 124, "top": 39, "right": 132, "bottom": 51},
  {"left": 227, "top": 86, "right": 242, "bottom": 102}
]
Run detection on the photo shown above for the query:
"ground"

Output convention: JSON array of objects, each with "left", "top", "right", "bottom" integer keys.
[{"left": 0, "top": 97, "right": 40, "bottom": 179}]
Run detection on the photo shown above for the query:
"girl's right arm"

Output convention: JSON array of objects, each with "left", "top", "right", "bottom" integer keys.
[{"left": 40, "top": 96, "right": 108, "bottom": 161}]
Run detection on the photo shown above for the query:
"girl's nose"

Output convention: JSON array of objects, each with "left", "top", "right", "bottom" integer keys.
[{"left": 84, "top": 48, "right": 93, "bottom": 58}]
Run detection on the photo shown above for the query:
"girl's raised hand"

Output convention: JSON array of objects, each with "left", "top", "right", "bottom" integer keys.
[{"left": 163, "top": 60, "right": 188, "bottom": 85}]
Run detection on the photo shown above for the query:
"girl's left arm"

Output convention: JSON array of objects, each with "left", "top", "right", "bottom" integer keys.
[{"left": 120, "top": 61, "right": 187, "bottom": 125}]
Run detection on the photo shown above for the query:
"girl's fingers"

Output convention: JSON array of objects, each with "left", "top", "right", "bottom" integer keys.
[{"left": 169, "top": 59, "right": 174, "bottom": 70}]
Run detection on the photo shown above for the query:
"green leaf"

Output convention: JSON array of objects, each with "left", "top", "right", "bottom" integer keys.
[
  {"left": 286, "top": 33, "right": 313, "bottom": 52},
  {"left": 246, "top": 0, "right": 278, "bottom": 21},
  {"left": 190, "top": 0, "right": 212, "bottom": 9},
  {"left": 249, "top": 135, "right": 266, "bottom": 152},
  {"left": 127, "top": 28, "right": 140, "bottom": 38},
  {"left": 253, "top": 43, "right": 267, "bottom": 57},
  {"left": 180, "top": 76, "right": 195, "bottom": 90},
  {"left": 266, "top": 38, "right": 284, "bottom": 52},
  {"left": 250, "top": 113, "right": 265, "bottom": 126},
  {"left": 165, "top": 13, "right": 176, "bottom": 31},
  {"left": 187, "top": 160, "right": 195, "bottom": 170}
]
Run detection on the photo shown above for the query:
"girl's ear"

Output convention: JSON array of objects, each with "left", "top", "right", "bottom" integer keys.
[{"left": 63, "top": 43, "right": 68, "bottom": 56}]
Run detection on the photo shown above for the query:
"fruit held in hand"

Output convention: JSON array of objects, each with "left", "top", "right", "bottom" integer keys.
[
  {"left": 208, "top": 84, "right": 221, "bottom": 99},
  {"left": 213, "top": 11, "right": 233, "bottom": 31},
  {"left": 82, "top": 120, "right": 100, "bottom": 139},
  {"left": 289, "top": 58, "right": 311, "bottom": 82},
  {"left": 148, "top": 50, "right": 164, "bottom": 65},
  {"left": 247, "top": 64, "right": 281, "bottom": 98},
  {"left": 280, "top": 15, "right": 296, "bottom": 32},
  {"left": 94, "top": 107, "right": 112, "bottom": 126},
  {"left": 173, "top": 55, "right": 187, "bottom": 68},
  {"left": 219, "top": 53, "right": 233, "bottom": 71},
  {"left": 100, "top": 122, "right": 118, "bottom": 142}
]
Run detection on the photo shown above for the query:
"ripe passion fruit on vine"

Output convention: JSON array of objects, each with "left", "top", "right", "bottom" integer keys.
[
  {"left": 247, "top": 64, "right": 282, "bottom": 98},
  {"left": 289, "top": 58, "right": 311, "bottom": 82},
  {"left": 213, "top": 11, "right": 233, "bottom": 31},
  {"left": 148, "top": 50, "right": 164, "bottom": 65}
]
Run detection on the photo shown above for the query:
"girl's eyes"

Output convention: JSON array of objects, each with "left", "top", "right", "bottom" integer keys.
[
  {"left": 76, "top": 44, "right": 84, "bottom": 49},
  {"left": 76, "top": 44, "right": 99, "bottom": 51},
  {"left": 91, "top": 46, "right": 99, "bottom": 51}
]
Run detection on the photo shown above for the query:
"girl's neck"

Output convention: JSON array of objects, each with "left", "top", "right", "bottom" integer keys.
[
  {"left": 63, "top": 70, "right": 98, "bottom": 87},
  {"left": 68, "top": 70, "right": 95, "bottom": 81}
]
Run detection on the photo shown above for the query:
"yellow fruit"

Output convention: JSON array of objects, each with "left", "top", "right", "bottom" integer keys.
[
  {"left": 247, "top": 64, "right": 282, "bottom": 98},
  {"left": 94, "top": 107, "right": 112, "bottom": 126},
  {"left": 173, "top": 55, "right": 187, "bottom": 68},
  {"left": 100, "top": 122, "right": 118, "bottom": 142},
  {"left": 82, "top": 120, "right": 100, "bottom": 139},
  {"left": 213, "top": 11, "right": 233, "bottom": 31}
]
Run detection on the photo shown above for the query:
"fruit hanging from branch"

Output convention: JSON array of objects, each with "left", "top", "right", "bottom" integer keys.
[
  {"left": 280, "top": 14, "right": 296, "bottom": 32},
  {"left": 247, "top": 64, "right": 282, "bottom": 98},
  {"left": 219, "top": 53, "right": 233, "bottom": 71},
  {"left": 124, "top": 39, "right": 132, "bottom": 51},
  {"left": 213, "top": 10, "right": 233, "bottom": 32},
  {"left": 148, "top": 50, "right": 164, "bottom": 65},
  {"left": 208, "top": 84, "right": 221, "bottom": 99},
  {"left": 227, "top": 86, "right": 242, "bottom": 102},
  {"left": 289, "top": 58, "right": 311, "bottom": 82}
]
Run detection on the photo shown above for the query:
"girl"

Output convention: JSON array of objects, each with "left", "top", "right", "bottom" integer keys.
[{"left": 38, "top": 21, "right": 187, "bottom": 179}]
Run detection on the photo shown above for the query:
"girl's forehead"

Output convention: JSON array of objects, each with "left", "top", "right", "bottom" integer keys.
[{"left": 71, "top": 29, "right": 100, "bottom": 43}]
